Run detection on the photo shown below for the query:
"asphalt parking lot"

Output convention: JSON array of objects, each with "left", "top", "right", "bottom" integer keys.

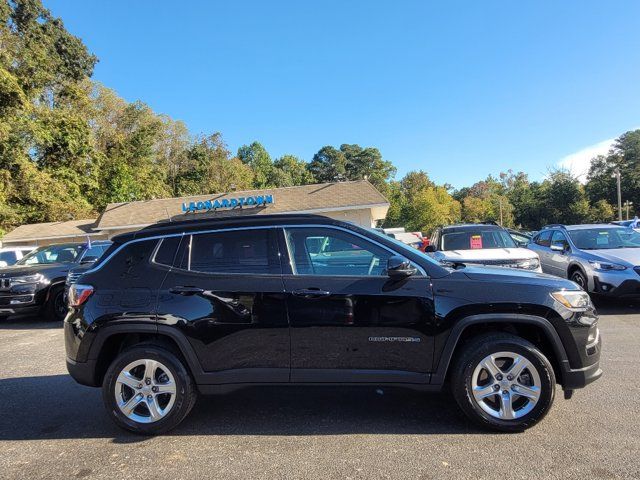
[{"left": 1, "top": 300, "right": 639, "bottom": 480}]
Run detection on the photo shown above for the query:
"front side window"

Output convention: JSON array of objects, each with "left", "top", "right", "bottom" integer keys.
[
  {"left": 551, "top": 231, "right": 569, "bottom": 249},
  {"left": 185, "top": 229, "right": 279, "bottom": 274},
  {"left": 285, "top": 227, "right": 392, "bottom": 276},
  {"left": 535, "top": 230, "right": 552, "bottom": 247},
  {"left": 82, "top": 244, "right": 110, "bottom": 261}
]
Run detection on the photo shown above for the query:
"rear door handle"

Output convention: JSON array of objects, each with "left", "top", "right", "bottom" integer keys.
[
  {"left": 169, "top": 286, "right": 204, "bottom": 296},
  {"left": 292, "top": 288, "right": 332, "bottom": 298}
]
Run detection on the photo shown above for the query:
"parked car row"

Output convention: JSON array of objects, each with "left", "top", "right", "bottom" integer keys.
[
  {"left": 0, "top": 241, "right": 111, "bottom": 321},
  {"left": 413, "top": 220, "right": 640, "bottom": 299}
]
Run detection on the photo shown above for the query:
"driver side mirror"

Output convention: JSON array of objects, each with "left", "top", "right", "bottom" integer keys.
[
  {"left": 550, "top": 243, "right": 569, "bottom": 253},
  {"left": 387, "top": 255, "right": 417, "bottom": 279},
  {"left": 424, "top": 245, "right": 436, "bottom": 253}
]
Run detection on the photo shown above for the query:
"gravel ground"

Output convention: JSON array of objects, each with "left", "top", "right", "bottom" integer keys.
[{"left": 0, "top": 299, "right": 639, "bottom": 479}]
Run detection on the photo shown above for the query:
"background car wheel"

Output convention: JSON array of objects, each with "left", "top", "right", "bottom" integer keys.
[
  {"left": 102, "top": 346, "right": 197, "bottom": 435},
  {"left": 43, "top": 285, "right": 67, "bottom": 322},
  {"left": 570, "top": 269, "right": 588, "bottom": 291},
  {"left": 451, "top": 333, "right": 555, "bottom": 432}
]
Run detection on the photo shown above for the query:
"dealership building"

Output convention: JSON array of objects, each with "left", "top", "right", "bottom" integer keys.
[{"left": 1, "top": 180, "right": 390, "bottom": 246}]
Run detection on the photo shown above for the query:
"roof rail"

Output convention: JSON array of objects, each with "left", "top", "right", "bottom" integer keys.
[{"left": 542, "top": 224, "right": 566, "bottom": 229}]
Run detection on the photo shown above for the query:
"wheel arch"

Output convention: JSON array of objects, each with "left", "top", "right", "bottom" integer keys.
[
  {"left": 432, "top": 313, "right": 569, "bottom": 386},
  {"left": 88, "top": 324, "right": 204, "bottom": 387}
]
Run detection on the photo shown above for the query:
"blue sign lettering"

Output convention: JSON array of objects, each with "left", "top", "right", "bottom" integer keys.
[{"left": 182, "top": 194, "right": 274, "bottom": 213}]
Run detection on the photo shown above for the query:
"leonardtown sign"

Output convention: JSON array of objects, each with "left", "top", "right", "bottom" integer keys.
[{"left": 181, "top": 194, "right": 274, "bottom": 213}]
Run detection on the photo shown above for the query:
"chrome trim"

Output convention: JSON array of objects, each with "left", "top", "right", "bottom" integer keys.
[
  {"left": 586, "top": 328, "right": 600, "bottom": 350},
  {"left": 80, "top": 223, "right": 430, "bottom": 277}
]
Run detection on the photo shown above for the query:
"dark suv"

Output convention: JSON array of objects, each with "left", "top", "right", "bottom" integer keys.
[
  {"left": 0, "top": 241, "right": 112, "bottom": 321},
  {"left": 64, "top": 215, "right": 601, "bottom": 434}
]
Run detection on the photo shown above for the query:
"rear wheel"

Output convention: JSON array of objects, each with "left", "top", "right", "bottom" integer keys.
[
  {"left": 451, "top": 333, "right": 555, "bottom": 432},
  {"left": 102, "top": 346, "right": 197, "bottom": 435}
]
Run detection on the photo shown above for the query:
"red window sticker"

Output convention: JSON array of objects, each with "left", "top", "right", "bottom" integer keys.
[{"left": 470, "top": 235, "right": 483, "bottom": 249}]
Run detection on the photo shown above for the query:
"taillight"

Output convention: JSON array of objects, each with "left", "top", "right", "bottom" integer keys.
[{"left": 68, "top": 284, "right": 94, "bottom": 307}]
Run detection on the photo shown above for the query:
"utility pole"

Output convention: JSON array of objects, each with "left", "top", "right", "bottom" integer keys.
[
  {"left": 624, "top": 200, "right": 634, "bottom": 220},
  {"left": 499, "top": 198, "right": 503, "bottom": 226},
  {"left": 615, "top": 167, "right": 622, "bottom": 221}
]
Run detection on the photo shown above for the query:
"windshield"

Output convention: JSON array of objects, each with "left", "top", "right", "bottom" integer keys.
[
  {"left": 441, "top": 229, "right": 517, "bottom": 250},
  {"left": 568, "top": 228, "right": 640, "bottom": 250},
  {"left": 16, "top": 244, "right": 83, "bottom": 265}
]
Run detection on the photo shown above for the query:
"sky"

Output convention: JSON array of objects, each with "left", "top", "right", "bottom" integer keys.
[{"left": 47, "top": 1, "right": 640, "bottom": 188}]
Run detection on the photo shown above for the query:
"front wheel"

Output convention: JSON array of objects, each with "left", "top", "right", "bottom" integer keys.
[
  {"left": 43, "top": 285, "right": 67, "bottom": 322},
  {"left": 102, "top": 346, "right": 197, "bottom": 435},
  {"left": 570, "top": 269, "right": 588, "bottom": 291},
  {"left": 451, "top": 333, "right": 556, "bottom": 432}
]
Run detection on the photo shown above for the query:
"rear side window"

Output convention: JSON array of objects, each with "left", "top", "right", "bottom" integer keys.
[
  {"left": 535, "top": 230, "right": 552, "bottom": 247},
  {"left": 185, "top": 229, "right": 279, "bottom": 274},
  {"left": 154, "top": 236, "right": 182, "bottom": 267}
]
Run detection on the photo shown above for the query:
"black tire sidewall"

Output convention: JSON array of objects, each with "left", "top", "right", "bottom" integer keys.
[
  {"left": 453, "top": 337, "right": 555, "bottom": 432},
  {"left": 571, "top": 269, "right": 588, "bottom": 291},
  {"left": 44, "top": 285, "right": 66, "bottom": 322},
  {"left": 102, "top": 346, "right": 195, "bottom": 435}
]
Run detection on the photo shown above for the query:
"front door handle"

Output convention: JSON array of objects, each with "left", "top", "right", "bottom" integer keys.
[
  {"left": 169, "top": 285, "right": 204, "bottom": 296},
  {"left": 292, "top": 288, "right": 332, "bottom": 298}
]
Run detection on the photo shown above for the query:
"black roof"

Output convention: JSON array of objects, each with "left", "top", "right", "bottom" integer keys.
[{"left": 111, "top": 214, "right": 348, "bottom": 243}]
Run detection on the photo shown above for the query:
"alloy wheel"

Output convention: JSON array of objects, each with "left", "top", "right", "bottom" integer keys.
[
  {"left": 571, "top": 272, "right": 586, "bottom": 290},
  {"left": 471, "top": 351, "right": 542, "bottom": 420},
  {"left": 114, "top": 359, "right": 177, "bottom": 424}
]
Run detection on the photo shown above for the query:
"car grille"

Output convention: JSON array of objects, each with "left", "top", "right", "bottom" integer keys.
[
  {"left": 0, "top": 278, "right": 10, "bottom": 290},
  {"left": 66, "top": 272, "right": 82, "bottom": 285}
]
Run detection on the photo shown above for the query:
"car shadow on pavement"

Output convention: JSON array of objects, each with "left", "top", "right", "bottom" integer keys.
[
  {"left": 592, "top": 297, "right": 640, "bottom": 315},
  {"left": 0, "top": 374, "right": 481, "bottom": 441},
  {"left": 0, "top": 313, "right": 62, "bottom": 330}
]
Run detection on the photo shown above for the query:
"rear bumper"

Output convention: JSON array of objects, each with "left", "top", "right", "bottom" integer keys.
[{"left": 66, "top": 357, "right": 100, "bottom": 387}]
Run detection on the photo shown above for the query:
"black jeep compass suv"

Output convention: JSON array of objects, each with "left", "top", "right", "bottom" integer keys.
[{"left": 64, "top": 215, "right": 601, "bottom": 434}]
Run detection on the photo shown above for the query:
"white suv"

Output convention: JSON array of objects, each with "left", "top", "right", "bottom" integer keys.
[
  {"left": 0, "top": 246, "right": 36, "bottom": 267},
  {"left": 426, "top": 223, "right": 542, "bottom": 272}
]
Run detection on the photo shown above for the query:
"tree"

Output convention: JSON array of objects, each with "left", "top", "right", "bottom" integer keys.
[
  {"left": 175, "top": 134, "right": 253, "bottom": 195},
  {"left": 309, "top": 144, "right": 395, "bottom": 190},
  {"left": 269, "top": 154, "right": 315, "bottom": 187},
  {"left": 237, "top": 141, "right": 274, "bottom": 189}
]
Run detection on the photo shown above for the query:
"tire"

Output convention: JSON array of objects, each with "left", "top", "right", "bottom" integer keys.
[
  {"left": 43, "top": 285, "right": 67, "bottom": 322},
  {"left": 570, "top": 269, "right": 588, "bottom": 291},
  {"left": 450, "top": 333, "right": 555, "bottom": 432},
  {"left": 102, "top": 345, "right": 197, "bottom": 435}
]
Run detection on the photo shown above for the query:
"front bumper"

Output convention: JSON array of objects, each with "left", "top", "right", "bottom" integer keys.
[
  {"left": 0, "top": 292, "right": 42, "bottom": 318},
  {"left": 592, "top": 275, "right": 640, "bottom": 297}
]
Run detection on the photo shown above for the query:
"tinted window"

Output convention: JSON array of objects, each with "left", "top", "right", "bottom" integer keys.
[
  {"left": 535, "top": 230, "right": 552, "bottom": 247},
  {"left": 551, "top": 231, "right": 569, "bottom": 248},
  {"left": 154, "top": 237, "right": 182, "bottom": 266},
  {"left": 0, "top": 251, "right": 17, "bottom": 264},
  {"left": 286, "top": 227, "right": 392, "bottom": 276},
  {"left": 187, "top": 229, "right": 279, "bottom": 274},
  {"left": 83, "top": 244, "right": 110, "bottom": 260},
  {"left": 17, "top": 244, "right": 81, "bottom": 265}
]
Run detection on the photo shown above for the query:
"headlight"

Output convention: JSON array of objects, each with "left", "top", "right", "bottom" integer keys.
[
  {"left": 588, "top": 260, "right": 627, "bottom": 271},
  {"left": 516, "top": 258, "right": 540, "bottom": 270},
  {"left": 11, "top": 274, "right": 47, "bottom": 285},
  {"left": 551, "top": 290, "right": 591, "bottom": 310}
]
